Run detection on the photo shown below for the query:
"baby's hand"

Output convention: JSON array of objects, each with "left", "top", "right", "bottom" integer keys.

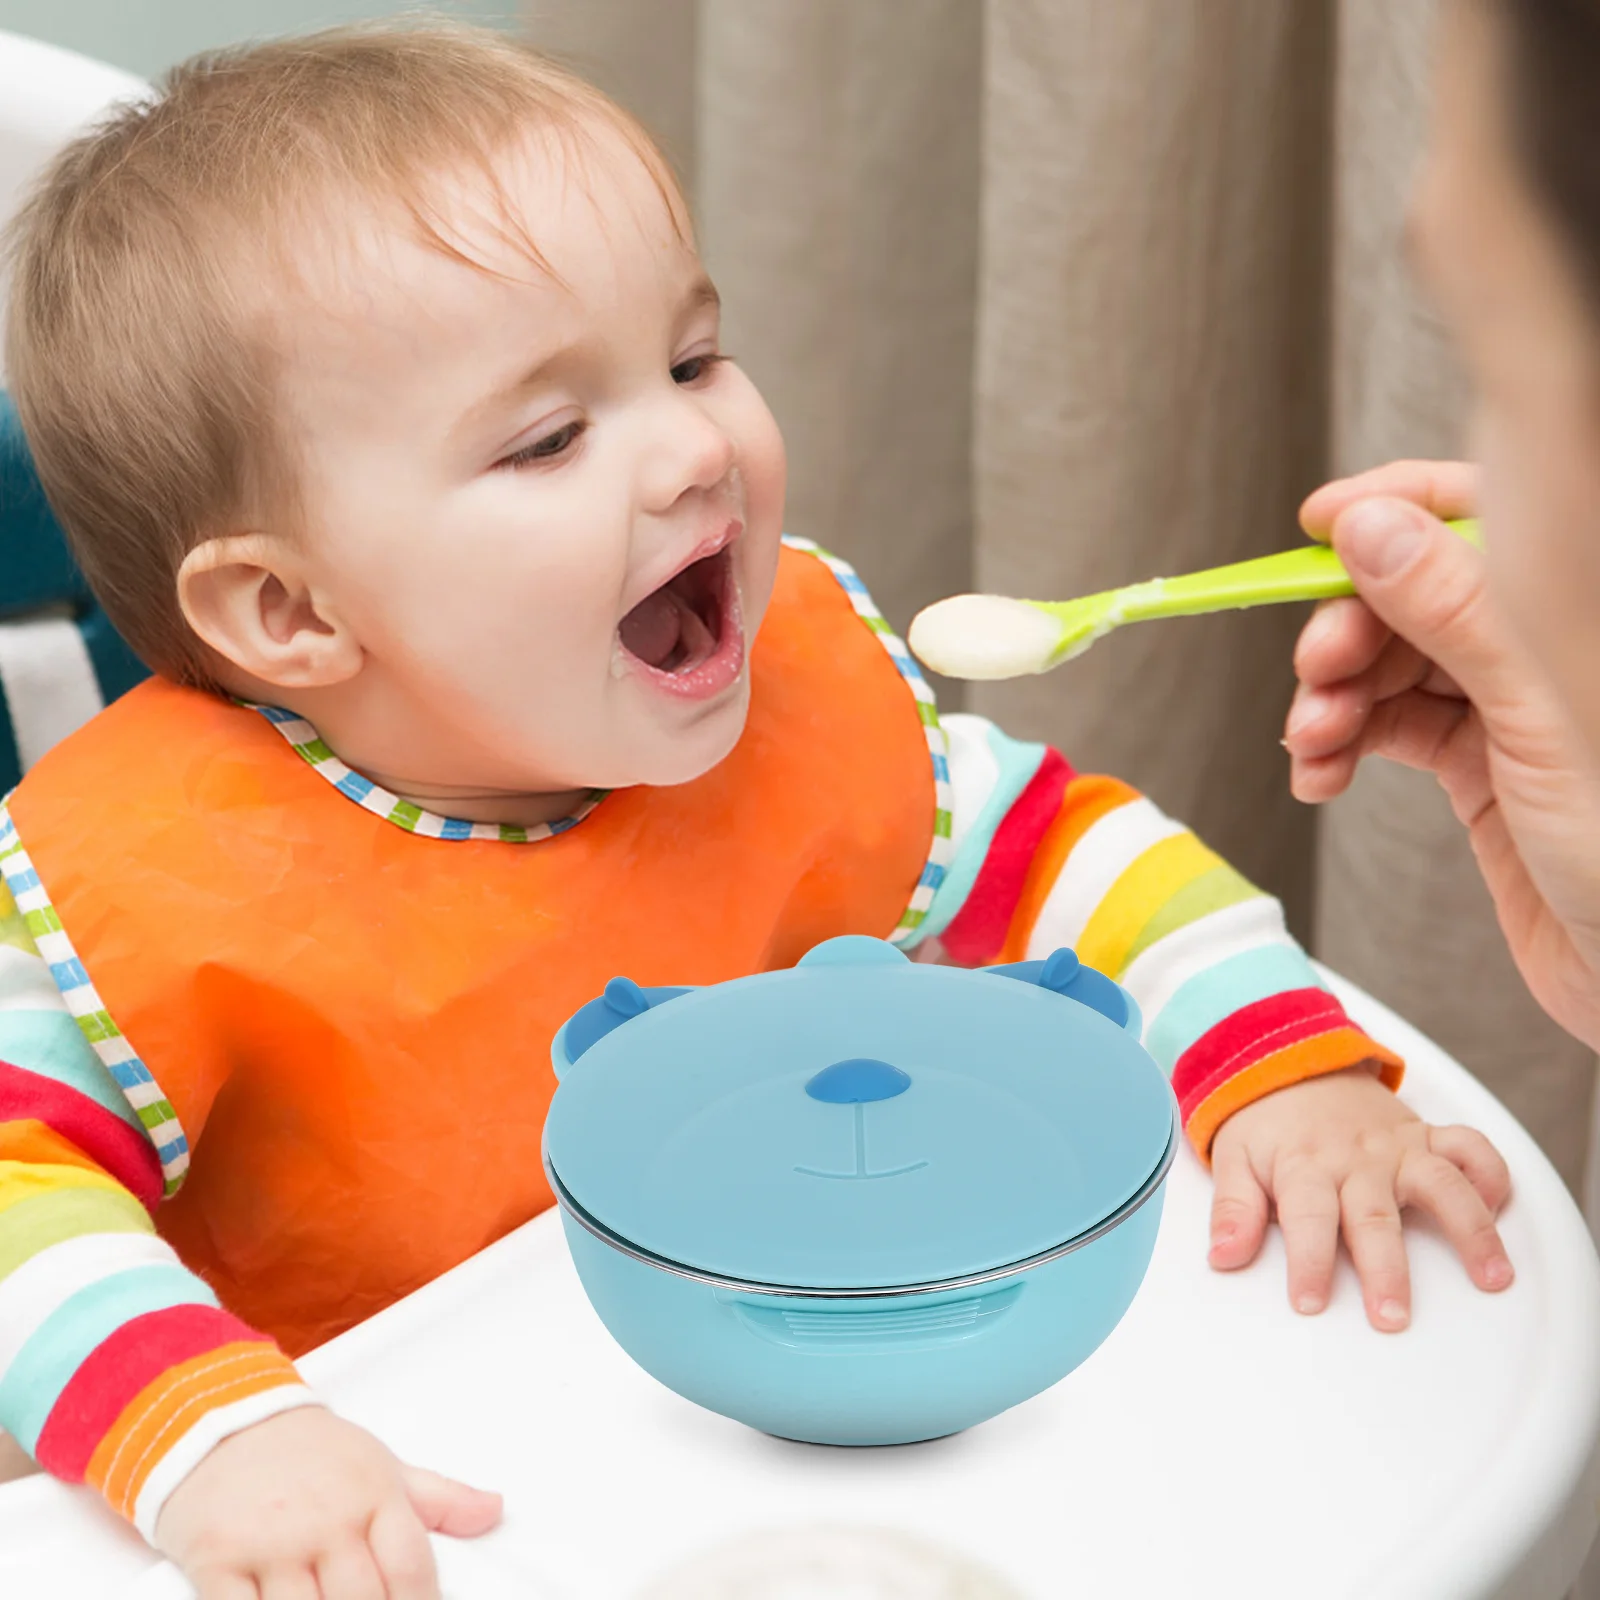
[
  {"left": 155, "top": 1405, "right": 502, "bottom": 1599},
  {"left": 1207, "top": 1067, "right": 1514, "bottom": 1331}
]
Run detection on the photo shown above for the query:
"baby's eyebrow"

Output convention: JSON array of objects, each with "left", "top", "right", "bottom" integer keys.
[
  {"left": 457, "top": 275, "right": 722, "bottom": 445},
  {"left": 684, "top": 276, "right": 721, "bottom": 316},
  {"left": 459, "top": 342, "right": 576, "bottom": 441}
]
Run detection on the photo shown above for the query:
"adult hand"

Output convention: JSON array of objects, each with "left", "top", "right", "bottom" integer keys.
[{"left": 1285, "top": 460, "right": 1600, "bottom": 1054}]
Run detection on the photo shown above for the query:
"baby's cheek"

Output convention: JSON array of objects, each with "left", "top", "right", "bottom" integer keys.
[
  {"left": 725, "top": 372, "right": 787, "bottom": 522},
  {"left": 735, "top": 434, "right": 789, "bottom": 636},
  {"left": 748, "top": 420, "right": 787, "bottom": 539}
]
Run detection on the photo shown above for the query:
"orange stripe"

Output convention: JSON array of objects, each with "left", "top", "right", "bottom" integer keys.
[
  {"left": 998, "top": 775, "right": 1139, "bottom": 963},
  {"left": 1184, "top": 1027, "right": 1404, "bottom": 1163},
  {"left": 0, "top": 1118, "right": 119, "bottom": 1177},
  {"left": 89, "top": 1341, "right": 301, "bottom": 1515}
]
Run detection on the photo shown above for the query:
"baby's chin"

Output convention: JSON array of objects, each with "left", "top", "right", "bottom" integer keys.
[{"left": 578, "top": 680, "right": 754, "bottom": 792}]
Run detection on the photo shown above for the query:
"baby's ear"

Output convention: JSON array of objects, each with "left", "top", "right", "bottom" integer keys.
[{"left": 177, "top": 534, "right": 362, "bottom": 690}]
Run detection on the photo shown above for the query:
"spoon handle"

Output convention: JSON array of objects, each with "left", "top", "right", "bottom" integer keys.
[{"left": 1105, "top": 518, "right": 1482, "bottom": 625}]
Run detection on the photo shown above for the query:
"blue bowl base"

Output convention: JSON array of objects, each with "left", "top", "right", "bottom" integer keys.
[{"left": 557, "top": 1182, "right": 1166, "bottom": 1447}]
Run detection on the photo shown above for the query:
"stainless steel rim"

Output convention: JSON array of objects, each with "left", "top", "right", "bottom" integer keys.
[{"left": 542, "top": 1114, "right": 1177, "bottom": 1301}]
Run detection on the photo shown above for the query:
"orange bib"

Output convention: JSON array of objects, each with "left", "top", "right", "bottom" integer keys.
[{"left": 6, "top": 544, "right": 942, "bottom": 1353}]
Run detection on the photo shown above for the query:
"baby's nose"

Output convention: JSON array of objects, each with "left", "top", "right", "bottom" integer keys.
[{"left": 644, "top": 404, "right": 737, "bottom": 510}]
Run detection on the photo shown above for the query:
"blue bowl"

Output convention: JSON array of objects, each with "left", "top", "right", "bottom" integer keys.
[{"left": 545, "top": 937, "right": 1176, "bottom": 1446}]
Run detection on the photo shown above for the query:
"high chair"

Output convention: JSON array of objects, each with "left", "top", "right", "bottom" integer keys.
[{"left": 2, "top": 26, "right": 1599, "bottom": 1600}]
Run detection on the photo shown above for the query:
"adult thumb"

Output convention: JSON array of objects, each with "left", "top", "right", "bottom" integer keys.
[
  {"left": 1331, "top": 496, "right": 1520, "bottom": 716},
  {"left": 400, "top": 1463, "right": 504, "bottom": 1537}
]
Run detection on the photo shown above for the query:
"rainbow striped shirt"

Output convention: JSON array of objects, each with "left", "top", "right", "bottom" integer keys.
[{"left": 0, "top": 576, "right": 1399, "bottom": 1540}]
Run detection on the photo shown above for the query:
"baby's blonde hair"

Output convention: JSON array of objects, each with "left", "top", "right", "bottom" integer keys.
[{"left": 4, "top": 22, "right": 682, "bottom": 684}]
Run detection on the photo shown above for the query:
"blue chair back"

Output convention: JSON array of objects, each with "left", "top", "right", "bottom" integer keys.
[{"left": 0, "top": 391, "right": 147, "bottom": 790}]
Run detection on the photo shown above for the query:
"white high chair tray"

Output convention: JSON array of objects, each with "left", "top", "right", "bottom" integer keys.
[{"left": 2, "top": 971, "right": 1598, "bottom": 1600}]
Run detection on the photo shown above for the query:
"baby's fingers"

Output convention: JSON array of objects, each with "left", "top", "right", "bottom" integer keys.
[
  {"left": 1339, "top": 1167, "right": 1411, "bottom": 1331},
  {"left": 400, "top": 1464, "right": 502, "bottom": 1538},
  {"left": 315, "top": 1539, "right": 388, "bottom": 1600},
  {"left": 1273, "top": 1162, "right": 1341, "bottom": 1315},
  {"left": 257, "top": 1568, "right": 320, "bottom": 1600},
  {"left": 192, "top": 1572, "right": 260, "bottom": 1600},
  {"left": 1399, "top": 1149, "right": 1515, "bottom": 1293},
  {"left": 1208, "top": 1139, "right": 1269, "bottom": 1270},
  {"left": 1428, "top": 1123, "right": 1513, "bottom": 1213},
  {"left": 369, "top": 1499, "right": 441, "bottom": 1600}
]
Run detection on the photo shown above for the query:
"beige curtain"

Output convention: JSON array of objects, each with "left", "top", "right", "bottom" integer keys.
[{"left": 527, "top": 0, "right": 1597, "bottom": 1195}]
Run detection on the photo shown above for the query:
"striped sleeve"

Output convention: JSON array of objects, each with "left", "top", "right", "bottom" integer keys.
[
  {"left": 920, "top": 714, "right": 1402, "bottom": 1158},
  {"left": 0, "top": 877, "right": 317, "bottom": 1540}
]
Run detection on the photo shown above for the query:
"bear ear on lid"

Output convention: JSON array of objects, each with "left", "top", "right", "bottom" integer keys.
[
  {"left": 797, "top": 935, "right": 910, "bottom": 968},
  {"left": 1040, "top": 948, "right": 1081, "bottom": 989},
  {"left": 981, "top": 946, "right": 1134, "bottom": 1031},
  {"left": 603, "top": 976, "right": 651, "bottom": 1018},
  {"left": 556, "top": 977, "right": 693, "bottom": 1071}
]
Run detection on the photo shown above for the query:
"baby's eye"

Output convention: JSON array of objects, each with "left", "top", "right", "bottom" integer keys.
[
  {"left": 498, "top": 419, "right": 585, "bottom": 470},
  {"left": 671, "top": 353, "right": 726, "bottom": 386}
]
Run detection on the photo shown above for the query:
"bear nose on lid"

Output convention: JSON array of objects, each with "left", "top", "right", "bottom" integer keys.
[{"left": 804, "top": 1058, "right": 913, "bottom": 1104}]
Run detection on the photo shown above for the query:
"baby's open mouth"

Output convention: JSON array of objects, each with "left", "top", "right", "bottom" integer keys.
[{"left": 618, "top": 546, "right": 735, "bottom": 677}]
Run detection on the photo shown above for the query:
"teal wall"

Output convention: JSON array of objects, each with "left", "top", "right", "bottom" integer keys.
[{"left": 0, "top": 1, "right": 515, "bottom": 81}]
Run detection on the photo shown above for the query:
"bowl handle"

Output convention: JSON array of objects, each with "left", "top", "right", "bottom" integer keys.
[{"left": 719, "top": 1283, "right": 1024, "bottom": 1354}]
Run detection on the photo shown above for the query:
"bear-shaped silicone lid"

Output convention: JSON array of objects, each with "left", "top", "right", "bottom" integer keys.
[{"left": 543, "top": 938, "right": 1176, "bottom": 1291}]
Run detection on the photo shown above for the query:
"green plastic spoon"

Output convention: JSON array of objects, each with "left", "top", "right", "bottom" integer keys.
[{"left": 906, "top": 519, "right": 1482, "bottom": 681}]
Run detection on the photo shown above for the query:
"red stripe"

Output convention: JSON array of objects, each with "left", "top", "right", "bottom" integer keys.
[
  {"left": 34, "top": 1304, "right": 277, "bottom": 1482},
  {"left": 0, "top": 1058, "right": 162, "bottom": 1211},
  {"left": 1171, "top": 988, "right": 1348, "bottom": 1119},
  {"left": 940, "top": 749, "right": 1074, "bottom": 966}
]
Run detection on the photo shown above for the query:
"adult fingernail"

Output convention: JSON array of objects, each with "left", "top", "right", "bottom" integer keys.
[
  {"left": 1378, "top": 1298, "right": 1409, "bottom": 1328},
  {"left": 1295, "top": 1293, "right": 1323, "bottom": 1315},
  {"left": 1339, "top": 500, "right": 1428, "bottom": 579},
  {"left": 1285, "top": 691, "right": 1329, "bottom": 740},
  {"left": 1484, "top": 1256, "right": 1514, "bottom": 1289},
  {"left": 1297, "top": 602, "right": 1339, "bottom": 652}
]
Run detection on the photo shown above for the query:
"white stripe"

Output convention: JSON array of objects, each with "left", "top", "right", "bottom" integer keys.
[
  {"left": 0, "top": 810, "right": 189, "bottom": 1192},
  {"left": 97, "top": 1036, "right": 138, "bottom": 1069},
  {"left": 410, "top": 811, "right": 445, "bottom": 840},
  {"left": 0, "top": 617, "right": 105, "bottom": 773},
  {"left": 31, "top": 929, "right": 73, "bottom": 967},
  {"left": 0, "top": 1232, "right": 178, "bottom": 1383},
  {"left": 9, "top": 884, "right": 48, "bottom": 916},
  {"left": 1120, "top": 894, "right": 1296, "bottom": 1029},
  {"left": 0, "top": 941, "right": 69, "bottom": 1013},
  {"left": 60, "top": 986, "right": 101, "bottom": 1020},
  {"left": 1024, "top": 798, "right": 1186, "bottom": 958},
  {"left": 118, "top": 1078, "right": 168, "bottom": 1111},
  {"left": 940, "top": 714, "right": 1001, "bottom": 854},
  {"left": 133, "top": 1385, "right": 323, "bottom": 1542}
]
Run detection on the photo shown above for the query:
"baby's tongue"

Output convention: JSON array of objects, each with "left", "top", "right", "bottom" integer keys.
[{"left": 619, "top": 587, "right": 687, "bottom": 670}]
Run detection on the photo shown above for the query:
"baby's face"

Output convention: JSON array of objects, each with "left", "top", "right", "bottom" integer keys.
[{"left": 268, "top": 123, "right": 786, "bottom": 795}]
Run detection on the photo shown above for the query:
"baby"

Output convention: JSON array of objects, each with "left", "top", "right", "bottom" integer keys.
[{"left": 0, "top": 24, "right": 1513, "bottom": 1600}]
